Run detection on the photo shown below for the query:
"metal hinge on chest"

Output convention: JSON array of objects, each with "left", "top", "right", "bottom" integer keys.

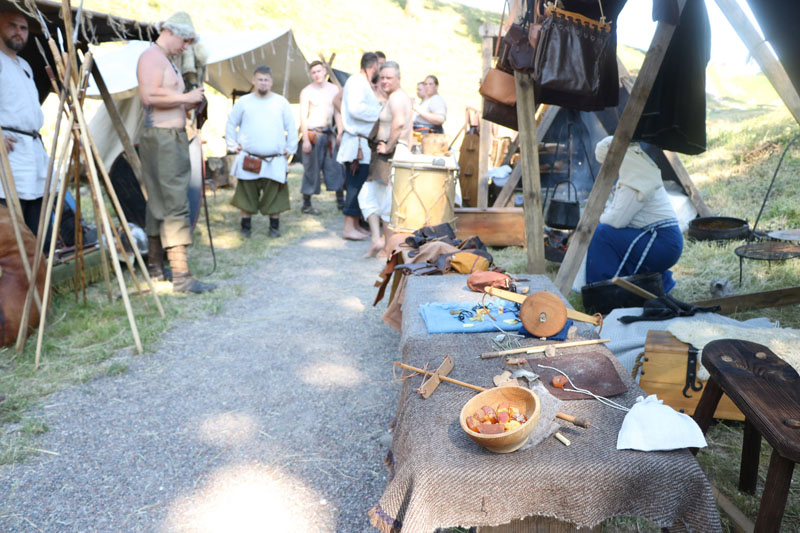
[{"left": 683, "top": 346, "right": 704, "bottom": 398}]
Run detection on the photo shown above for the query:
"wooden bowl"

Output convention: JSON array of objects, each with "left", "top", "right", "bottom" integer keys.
[{"left": 459, "top": 386, "right": 541, "bottom": 453}]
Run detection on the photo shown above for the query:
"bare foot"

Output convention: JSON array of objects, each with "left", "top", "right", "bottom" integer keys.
[
  {"left": 377, "top": 248, "right": 388, "bottom": 259},
  {"left": 356, "top": 227, "right": 371, "bottom": 238},
  {"left": 343, "top": 230, "right": 369, "bottom": 241},
  {"left": 363, "top": 239, "right": 384, "bottom": 258}
]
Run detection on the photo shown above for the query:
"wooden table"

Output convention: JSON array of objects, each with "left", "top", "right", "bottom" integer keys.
[
  {"left": 371, "top": 275, "right": 721, "bottom": 532},
  {"left": 693, "top": 339, "right": 800, "bottom": 532}
]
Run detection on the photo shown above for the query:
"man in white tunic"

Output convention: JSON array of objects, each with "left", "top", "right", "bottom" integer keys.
[
  {"left": 226, "top": 66, "right": 298, "bottom": 238},
  {"left": 336, "top": 52, "right": 382, "bottom": 241},
  {"left": 0, "top": 11, "right": 49, "bottom": 234}
]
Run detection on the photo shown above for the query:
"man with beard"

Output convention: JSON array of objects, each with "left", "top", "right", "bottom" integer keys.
[
  {"left": 137, "top": 11, "right": 214, "bottom": 293},
  {"left": 0, "top": 11, "right": 49, "bottom": 235},
  {"left": 336, "top": 52, "right": 382, "bottom": 241},
  {"left": 299, "top": 60, "right": 344, "bottom": 214},
  {"left": 226, "top": 66, "right": 297, "bottom": 238},
  {"left": 359, "top": 61, "right": 412, "bottom": 258}
]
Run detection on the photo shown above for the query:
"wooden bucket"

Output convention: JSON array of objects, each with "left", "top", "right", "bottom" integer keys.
[{"left": 390, "top": 153, "right": 458, "bottom": 233}]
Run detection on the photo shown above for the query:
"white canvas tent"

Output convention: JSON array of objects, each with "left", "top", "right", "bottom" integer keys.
[{"left": 87, "top": 29, "right": 310, "bottom": 171}]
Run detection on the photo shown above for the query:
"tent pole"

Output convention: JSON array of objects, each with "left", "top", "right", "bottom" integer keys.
[
  {"left": 477, "top": 22, "right": 496, "bottom": 208},
  {"left": 555, "top": 0, "right": 688, "bottom": 295},
  {"left": 514, "top": 70, "right": 545, "bottom": 274},
  {"left": 282, "top": 34, "right": 293, "bottom": 98},
  {"left": 90, "top": 61, "right": 147, "bottom": 199},
  {"left": 715, "top": 0, "right": 800, "bottom": 126}
]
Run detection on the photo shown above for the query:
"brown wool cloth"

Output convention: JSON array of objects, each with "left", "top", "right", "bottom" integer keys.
[{"left": 370, "top": 275, "right": 721, "bottom": 532}]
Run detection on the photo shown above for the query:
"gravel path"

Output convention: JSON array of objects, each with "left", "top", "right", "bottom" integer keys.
[{"left": 0, "top": 221, "right": 401, "bottom": 532}]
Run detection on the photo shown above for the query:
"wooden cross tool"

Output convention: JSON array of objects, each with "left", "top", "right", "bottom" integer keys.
[
  {"left": 394, "top": 361, "right": 591, "bottom": 428},
  {"left": 410, "top": 356, "right": 454, "bottom": 398},
  {"left": 484, "top": 287, "right": 602, "bottom": 337}
]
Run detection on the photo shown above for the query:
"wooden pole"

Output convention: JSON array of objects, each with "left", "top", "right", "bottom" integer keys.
[
  {"left": 282, "top": 32, "right": 292, "bottom": 98},
  {"left": 14, "top": 121, "right": 75, "bottom": 352},
  {"left": 554, "top": 0, "right": 687, "bottom": 295},
  {"left": 715, "top": 0, "right": 800, "bottom": 125},
  {"left": 493, "top": 104, "right": 559, "bottom": 208},
  {"left": 90, "top": 62, "right": 146, "bottom": 197},
  {"left": 477, "top": 22, "right": 496, "bottom": 208},
  {"left": 67, "top": 79, "right": 143, "bottom": 355},
  {"left": 514, "top": 71, "right": 545, "bottom": 274}
]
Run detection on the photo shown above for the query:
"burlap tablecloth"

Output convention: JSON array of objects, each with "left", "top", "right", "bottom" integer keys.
[{"left": 370, "top": 275, "right": 721, "bottom": 532}]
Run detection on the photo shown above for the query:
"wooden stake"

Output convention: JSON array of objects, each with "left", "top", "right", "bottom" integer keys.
[
  {"left": 554, "top": 0, "right": 688, "bottom": 295},
  {"left": 67, "top": 78, "right": 143, "bottom": 354},
  {"left": 481, "top": 338, "right": 611, "bottom": 359}
]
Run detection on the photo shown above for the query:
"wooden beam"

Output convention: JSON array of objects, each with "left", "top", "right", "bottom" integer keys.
[
  {"left": 554, "top": 0, "right": 687, "bottom": 295},
  {"left": 664, "top": 150, "right": 712, "bottom": 217},
  {"left": 477, "top": 22, "right": 497, "bottom": 208},
  {"left": 715, "top": 0, "right": 800, "bottom": 126},
  {"left": 514, "top": 70, "right": 545, "bottom": 274},
  {"left": 492, "top": 104, "right": 559, "bottom": 208},
  {"left": 692, "top": 286, "right": 800, "bottom": 315},
  {"left": 90, "top": 62, "right": 146, "bottom": 196}
]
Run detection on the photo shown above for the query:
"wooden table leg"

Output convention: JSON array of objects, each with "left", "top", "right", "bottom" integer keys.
[
  {"left": 739, "top": 418, "right": 761, "bottom": 494},
  {"left": 754, "top": 450, "right": 795, "bottom": 532}
]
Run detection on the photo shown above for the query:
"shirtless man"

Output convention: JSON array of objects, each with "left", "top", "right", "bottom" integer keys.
[
  {"left": 299, "top": 60, "right": 344, "bottom": 214},
  {"left": 359, "top": 60, "right": 413, "bottom": 258},
  {"left": 137, "top": 12, "right": 214, "bottom": 293}
]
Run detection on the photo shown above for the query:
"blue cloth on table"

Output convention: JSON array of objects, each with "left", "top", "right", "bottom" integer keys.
[
  {"left": 519, "top": 319, "right": 573, "bottom": 341},
  {"left": 419, "top": 302, "right": 521, "bottom": 334}
]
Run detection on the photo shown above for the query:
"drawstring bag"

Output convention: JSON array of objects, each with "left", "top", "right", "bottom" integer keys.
[{"left": 534, "top": 1, "right": 612, "bottom": 97}]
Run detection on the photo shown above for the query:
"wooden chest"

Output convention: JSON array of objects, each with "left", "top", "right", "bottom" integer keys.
[{"left": 641, "top": 330, "right": 743, "bottom": 421}]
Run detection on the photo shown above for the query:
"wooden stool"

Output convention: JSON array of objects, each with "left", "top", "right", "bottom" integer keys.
[{"left": 692, "top": 339, "right": 800, "bottom": 532}]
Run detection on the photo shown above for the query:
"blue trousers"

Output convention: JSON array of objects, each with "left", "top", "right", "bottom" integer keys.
[
  {"left": 586, "top": 223, "right": 683, "bottom": 292},
  {"left": 342, "top": 161, "right": 370, "bottom": 218}
]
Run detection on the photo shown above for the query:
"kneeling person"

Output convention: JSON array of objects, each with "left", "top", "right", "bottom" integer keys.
[{"left": 227, "top": 66, "right": 297, "bottom": 237}]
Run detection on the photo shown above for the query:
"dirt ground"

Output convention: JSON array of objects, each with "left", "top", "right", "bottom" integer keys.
[{"left": 0, "top": 220, "right": 401, "bottom": 532}]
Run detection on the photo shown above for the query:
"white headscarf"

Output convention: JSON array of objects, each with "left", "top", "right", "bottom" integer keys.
[{"left": 595, "top": 136, "right": 663, "bottom": 201}]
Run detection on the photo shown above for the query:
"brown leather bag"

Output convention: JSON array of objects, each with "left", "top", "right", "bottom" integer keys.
[
  {"left": 504, "top": 0, "right": 543, "bottom": 73},
  {"left": 242, "top": 155, "right": 262, "bottom": 173},
  {"left": 466, "top": 271, "right": 512, "bottom": 293},
  {"left": 306, "top": 130, "right": 318, "bottom": 145},
  {"left": 479, "top": 68, "right": 516, "bottom": 106}
]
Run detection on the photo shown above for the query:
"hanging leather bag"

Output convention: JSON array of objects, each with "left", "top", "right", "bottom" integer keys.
[
  {"left": 534, "top": 1, "right": 612, "bottom": 97},
  {"left": 479, "top": 1, "right": 517, "bottom": 106},
  {"left": 504, "top": 0, "right": 543, "bottom": 72}
]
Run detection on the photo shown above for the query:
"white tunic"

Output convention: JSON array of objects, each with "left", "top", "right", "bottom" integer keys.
[
  {"left": 226, "top": 92, "right": 298, "bottom": 183},
  {"left": 0, "top": 52, "right": 48, "bottom": 200},
  {"left": 336, "top": 73, "right": 382, "bottom": 165}
]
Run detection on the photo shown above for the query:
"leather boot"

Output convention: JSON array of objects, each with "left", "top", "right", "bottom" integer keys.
[
  {"left": 167, "top": 245, "right": 216, "bottom": 293},
  {"left": 147, "top": 236, "right": 170, "bottom": 281},
  {"left": 268, "top": 217, "right": 281, "bottom": 237},
  {"left": 240, "top": 217, "right": 252, "bottom": 238},
  {"left": 301, "top": 194, "right": 320, "bottom": 215}
]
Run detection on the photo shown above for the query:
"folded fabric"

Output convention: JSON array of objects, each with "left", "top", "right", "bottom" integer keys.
[
  {"left": 617, "top": 395, "right": 707, "bottom": 452},
  {"left": 419, "top": 302, "right": 521, "bottom": 334}
]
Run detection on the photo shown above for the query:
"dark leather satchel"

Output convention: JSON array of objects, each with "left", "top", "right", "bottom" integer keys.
[
  {"left": 534, "top": 2, "right": 612, "bottom": 97},
  {"left": 504, "top": 0, "right": 543, "bottom": 73}
]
